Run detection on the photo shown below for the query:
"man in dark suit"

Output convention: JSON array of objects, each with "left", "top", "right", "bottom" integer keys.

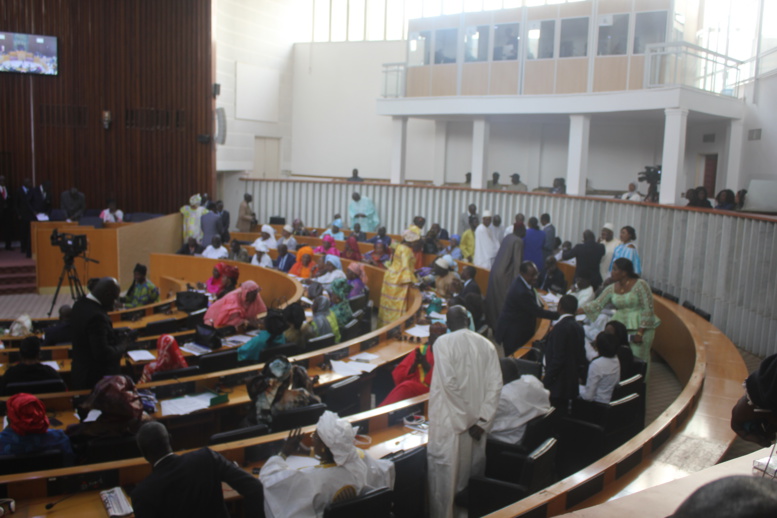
[
  {"left": 176, "top": 237, "right": 205, "bottom": 255},
  {"left": 214, "top": 200, "right": 230, "bottom": 243},
  {"left": 131, "top": 421, "right": 263, "bottom": 518},
  {"left": 70, "top": 277, "right": 125, "bottom": 390},
  {"left": 562, "top": 229, "right": 606, "bottom": 290},
  {"left": 33, "top": 180, "right": 52, "bottom": 215},
  {"left": 540, "top": 213, "right": 556, "bottom": 262},
  {"left": 458, "top": 265, "right": 482, "bottom": 299},
  {"left": 0, "top": 175, "right": 12, "bottom": 250},
  {"left": 16, "top": 178, "right": 37, "bottom": 257},
  {"left": 495, "top": 261, "right": 559, "bottom": 356},
  {"left": 542, "top": 295, "right": 587, "bottom": 411}
]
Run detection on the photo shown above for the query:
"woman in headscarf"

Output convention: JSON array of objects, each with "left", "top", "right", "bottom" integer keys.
[
  {"left": 260, "top": 411, "right": 395, "bottom": 518},
  {"left": 291, "top": 219, "right": 310, "bottom": 236},
  {"left": 204, "top": 280, "right": 267, "bottom": 329},
  {"left": 206, "top": 262, "right": 227, "bottom": 295},
  {"left": 289, "top": 246, "right": 315, "bottom": 278},
  {"left": 251, "top": 224, "right": 278, "bottom": 250},
  {"left": 215, "top": 264, "right": 240, "bottom": 300},
  {"left": 237, "top": 310, "right": 289, "bottom": 362},
  {"left": 0, "top": 393, "right": 74, "bottom": 464},
  {"left": 431, "top": 257, "right": 458, "bottom": 299},
  {"left": 302, "top": 296, "right": 341, "bottom": 344},
  {"left": 364, "top": 240, "right": 390, "bottom": 269},
  {"left": 609, "top": 225, "right": 642, "bottom": 275},
  {"left": 329, "top": 278, "right": 354, "bottom": 328},
  {"left": 313, "top": 234, "right": 341, "bottom": 256},
  {"left": 345, "top": 262, "right": 368, "bottom": 298},
  {"left": 251, "top": 242, "right": 273, "bottom": 267},
  {"left": 341, "top": 236, "right": 363, "bottom": 261},
  {"left": 139, "top": 335, "right": 189, "bottom": 384},
  {"left": 283, "top": 302, "right": 307, "bottom": 345},
  {"left": 312, "top": 255, "right": 346, "bottom": 290},
  {"left": 377, "top": 226, "right": 422, "bottom": 327},
  {"left": 179, "top": 194, "right": 208, "bottom": 244},
  {"left": 246, "top": 356, "right": 321, "bottom": 427}
]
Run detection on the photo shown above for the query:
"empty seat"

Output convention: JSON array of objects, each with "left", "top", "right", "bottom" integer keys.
[
  {"left": 340, "top": 319, "right": 361, "bottom": 342},
  {"left": 198, "top": 349, "right": 238, "bottom": 373},
  {"left": 682, "top": 300, "right": 696, "bottom": 312},
  {"left": 307, "top": 333, "right": 335, "bottom": 352},
  {"left": 662, "top": 293, "right": 679, "bottom": 303},
  {"left": 142, "top": 318, "right": 179, "bottom": 337},
  {"left": 209, "top": 424, "right": 270, "bottom": 445},
  {"left": 322, "top": 376, "right": 363, "bottom": 416},
  {"left": 258, "top": 343, "right": 303, "bottom": 363},
  {"left": 0, "top": 449, "right": 64, "bottom": 475},
  {"left": 323, "top": 487, "right": 393, "bottom": 518},
  {"left": 384, "top": 445, "right": 427, "bottom": 518},
  {"left": 348, "top": 294, "right": 368, "bottom": 313},
  {"left": 86, "top": 435, "right": 142, "bottom": 463},
  {"left": 2, "top": 378, "right": 67, "bottom": 396},
  {"left": 650, "top": 286, "right": 663, "bottom": 296},
  {"left": 695, "top": 308, "right": 712, "bottom": 321},
  {"left": 151, "top": 365, "right": 200, "bottom": 382}
]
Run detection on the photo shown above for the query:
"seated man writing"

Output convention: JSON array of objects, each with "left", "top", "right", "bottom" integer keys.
[{"left": 260, "top": 411, "right": 395, "bottom": 518}]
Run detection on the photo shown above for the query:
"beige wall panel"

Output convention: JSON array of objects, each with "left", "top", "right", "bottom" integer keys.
[
  {"left": 461, "top": 62, "right": 490, "bottom": 95},
  {"left": 594, "top": 56, "right": 629, "bottom": 91},
  {"left": 560, "top": 1, "right": 594, "bottom": 17},
  {"left": 432, "top": 64, "right": 458, "bottom": 96},
  {"left": 629, "top": 55, "right": 646, "bottom": 89},
  {"left": 116, "top": 213, "right": 182, "bottom": 288},
  {"left": 406, "top": 66, "right": 432, "bottom": 97},
  {"left": 493, "top": 8, "right": 522, "bottom": 23},
  {"left": 527, "top": 5, "right": 559, "bottom": 20},
  {"left": 635, "top": 0, "right": 671, "bottom": 11},
  {"left": 524, "top": 60, "right": 556, "bottom": 95},
  {"left": 490, "top": 61, "right": 520, "bottom": 95},
  {"left": 598, "top": 0, "right": 633, "bottom": 14},
  {"left": 556, "top": 58, "right": 589, "bottom": 94}
]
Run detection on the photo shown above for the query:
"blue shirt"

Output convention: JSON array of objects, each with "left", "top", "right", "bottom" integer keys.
[{"left": 0, "top": 427, "right": 74, "bottom": 465}]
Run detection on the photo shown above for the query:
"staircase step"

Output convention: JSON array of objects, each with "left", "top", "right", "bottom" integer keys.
[
  {"left": 0, "top": 283, "right": 37, "bottom": 295},
  {"left": 0, "top": 273, "right": 36, "bottom": 286},
  {"left": 0, "top": 266, "right": 36, "bottom": 275}
]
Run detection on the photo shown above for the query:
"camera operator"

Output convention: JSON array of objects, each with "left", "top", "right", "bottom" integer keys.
[{"left": 70, "top": 277, "right": 130, "bottom": 390}]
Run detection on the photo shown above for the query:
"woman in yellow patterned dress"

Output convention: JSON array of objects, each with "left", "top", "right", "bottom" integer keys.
[{"left": 378, "top": 226, "right": 422, "bottom": 327}]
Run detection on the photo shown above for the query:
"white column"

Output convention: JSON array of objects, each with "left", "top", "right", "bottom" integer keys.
[
  {"left": 389, "top": 116, "right": 407, "bottom": 184},
  {"left": 724, "top": 118, "right": 744, "bottom": 191},
  {"left": 470, "top": 117, "right": 490, "bottom": 189},
  {"left": 659, "top": 108, "right": 689, "bottom": 205},
  {"left": 566, "top": 114, "right": 591, "bottom": 195},
  {"left": 432, "top": 120, "right": 447, "bottom": 186}
]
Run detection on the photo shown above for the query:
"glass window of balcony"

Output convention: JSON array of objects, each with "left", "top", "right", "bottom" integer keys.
[
  {"left": 528, "top": 20, "right": 555, "bottom": 60},
  {"left": 634, "top": 11, "right": 667, "bottom": 54},
  {"left": 598, "top": 14, "right": 629, "bottom": 56},
  {"left": 408, "top": 31, "right": 432, "bottom": 66},
  {"left": 465, "top": 25, "right": 490, "bottom": 62},
  {"left": 435, "top": 27, "right": 459, "bottom": 64},
  {"left": 493, "top": 23, "right": 520, "bottom": 61},
  {"left": 560, "top": 17, "right": 589, "bottom": 57}
]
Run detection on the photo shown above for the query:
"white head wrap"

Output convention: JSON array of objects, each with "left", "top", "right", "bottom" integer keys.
[
  {"left": 316, "top": 411, "right": 366, "bottom": 478},
  {"left": 442, "top": 254, "right": 455, "bottom": 269},
  {"left": 403, "top": 225, "right": 421, "bottom": 243},
  {"left": 283, "top": 224, "right": 293, "bottom": 233},
  {"left": 435, "top": 257, "right": 450, "bottom": 270},
  {"left": 261, "top": 224, "right": 275, "bottom": 236},
  {"left": 482, "top": 209, "right": 492, "bottom": 218},
  {"left": 189, "top": 194, "right": 201, "bottom": 207},
  {"left": 255, "top": 242, "right": 269, "bottom": 253}
]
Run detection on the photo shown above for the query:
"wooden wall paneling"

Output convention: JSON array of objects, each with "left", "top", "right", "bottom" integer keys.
[
  {"left": 629, "top": 55, "right": 646, "bottom": 89},
  {"left": 489, "top": 61, "right": 520, "bottom": 95},
  {"left": 523, "top": 60, "right": 556, "bottom": 95},
  {"left": 461, "top": 62, "right": 489, "bottom": 96},
  {"left": 556, "top": 58, "right": 589, "bottom": 94},
  {"left": 431, "top": 63, "right": 458, "bottom": 96},
  {"left": 115, "top": 213, "right": 183, "bottom": 288},
  {"left": 594, "top": 56, "right": 629, "bottom": 91}
]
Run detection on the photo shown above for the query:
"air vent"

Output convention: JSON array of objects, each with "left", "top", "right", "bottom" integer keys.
[
  {"left": 748, "top": 129, "right": 762, "bottom": 141},
  {"left": 125, "top": 108, "right": 172, "bottom": 130},
  {"left": 702, "top": 133, "right": 715, "bottom": 143}
]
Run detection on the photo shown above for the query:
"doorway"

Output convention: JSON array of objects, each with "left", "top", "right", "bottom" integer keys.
[{"left": 695, "top": 153, "right": 718, "bottom": 196}]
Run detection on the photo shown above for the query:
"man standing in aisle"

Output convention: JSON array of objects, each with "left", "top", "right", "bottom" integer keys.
[
  {"left": 236, "top": 193, "right": 256, "bottom": 233},
  {"left": 473, "top": 210, "right": 498, "bottom": 269},
  {"left": 599, "top": 223, "right": 620, "bottom": 284},
  {"left": 428, "top": 306, "right": 502, "bottom": 518},
  {"left": 540, "top": 213, "right": 556, "bottom": 262},
  {"left": 348, "top": 192, "right": 379, "bottom": 232}
]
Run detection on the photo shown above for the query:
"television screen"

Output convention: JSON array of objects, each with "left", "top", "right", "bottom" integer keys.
[{"left": 0, "top": 31, "right": 58, "bottom": 75}]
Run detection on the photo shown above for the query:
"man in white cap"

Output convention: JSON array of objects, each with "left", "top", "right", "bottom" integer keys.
[
  {"left": 598, "top": 223, "right": 621, "bottom": 283},
  {"left": 260, "top": 411, "right": 395, "bottom": 518},
  {"left": 348, "top": 192, "right": 379, "bottom": 233},
  {"left": 473, "top": 210, "right": 499, "bottom": 269},
  {"left": 252, "top": 224, "right": 278, "bottom": 250},
  {"left": 251, "top": 242, "right": 273, "bottom": 268},
  {"left": 277, "top": 224, "right": 298, "bottom": 251},
  {"left": 428, "top": 306, "right": 502, "bottom": 518}
]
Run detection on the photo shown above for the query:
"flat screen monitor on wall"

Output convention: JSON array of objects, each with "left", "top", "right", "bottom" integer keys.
[{"left": 0, "top": 31, "right": 58, "bottom": 75}]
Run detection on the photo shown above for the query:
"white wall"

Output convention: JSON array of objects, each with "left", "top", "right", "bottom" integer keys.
[
  {"left": 588, "top": 121, "right": 663, "bottom": 192},
  {"left": 741, "top": 72, "right": 777, "bottom": 187}
]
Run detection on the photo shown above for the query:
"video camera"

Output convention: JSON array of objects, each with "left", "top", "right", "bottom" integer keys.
[
  {"left": 637, "top": 166, "right": 662, "bottom": 186},
  {"left": 50, "top": 229, "right": 87, "bottom": 258}
]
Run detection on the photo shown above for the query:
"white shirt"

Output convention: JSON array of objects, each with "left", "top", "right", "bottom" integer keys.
[
  {"left": 579, "top": 356, "right": 620, "bottom": 403},
  {"left": 100, "top": 208, "right": 124, "bottom": 223},
  {"left": 622, "top": 190, "right": 643, "bottom": 201},
  {"left": 278, "top": 235, "right": 298, "bottom": 251},
  {"left": 490, "top": 375, "right": 551, "bottom": 444},
  {"left": 252, "top": 236, "right": 277, "bottom": 250},
  {"left": 251, "top": 253, "right": 273, "bottom": 267},
  {"left": 315, "top": 269, "right": 346, "bottom": 291},
  {"left": 202, "top": 245, "right": 228, "bottom": 259}
]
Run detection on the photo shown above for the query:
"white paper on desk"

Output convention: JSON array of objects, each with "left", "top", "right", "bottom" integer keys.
[
  {"left": 161, "top": 393, "right": 212, "bottom": 416},
  {"left": 428, "top": 311, "right": 446, "bottom": 320},
  {"left": 36, "top": 213, "right": 50, "bottom": 221},
  {"left": 127, "top": 350, "right": 156, "bottom": 361},
  {"left": 222, "top": 336, "right": 251, "bottom": 348},
  {"left": 181, "top": 343, "right": 212, "bottom": 356},
  {"left": 330, "top": 360, "right": 378, "bottom": 376},
  {"left": 350, "top": 352, "right": 379, "bottom": 361},
  {"left": 285, "top": 455, "right": 320, "bottom": 470},
  {"left": 77, "top": 409, "right": 102, "bottom": 423},
  {"left": 42, "top": 360, "right": 61, "bottom": 371},
  {"left": 404, "top": 325, "right": 430, "bottom": 338}
]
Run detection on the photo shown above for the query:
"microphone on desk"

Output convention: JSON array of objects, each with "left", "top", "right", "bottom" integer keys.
[{"left": 45, "top": 492, "right": 77, "bottom": 510}]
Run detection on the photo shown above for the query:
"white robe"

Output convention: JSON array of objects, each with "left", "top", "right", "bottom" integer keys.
[
  {"left": 252, "top": 236, "right": 277, "bottom": 250},
  {"left": 428, "top": 329, "right": 502, "bottom": 518},
  {"left": 251, "top": 253, "right": 273, "bottom": 268},
  {"left": 473, "top": 224, "right": 498, "bottom": 269},
  {"left": 348, "top": 196, "right": 380, "bottom": 232},
  {"left": 260, "top": 450, "right": 395, "bottom": 518},
  {"left": 201, "top": 245, "right": 228, "bottom": 259},
  {"left": 600, "top": 239, "right": 621, "bottom": 282},
  {"left": 489, "top": 375, "right": 551, "bottom": 444}
]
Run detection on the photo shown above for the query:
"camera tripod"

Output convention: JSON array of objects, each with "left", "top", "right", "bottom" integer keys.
[{"left": 47, "top": 253, "right": 100, "bottom": 317}]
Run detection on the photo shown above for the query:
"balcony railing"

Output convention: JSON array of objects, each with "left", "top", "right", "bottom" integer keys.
[
  {"left": 644, "top": 41, "right": 743, "bottom": 97},
  {"left": 381, "top": 62, "right": 406, "bottom": 98}
]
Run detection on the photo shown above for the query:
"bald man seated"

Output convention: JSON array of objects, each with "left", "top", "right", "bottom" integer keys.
[{"left": 131, "top": 421, "right": 263, "bottom": 518}]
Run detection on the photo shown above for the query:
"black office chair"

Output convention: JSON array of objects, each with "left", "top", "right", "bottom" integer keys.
[
  {"left": 695, "top": 308, "right": 712, "bottom": 321},
  {"left": 322, "top": 376, "right": 363, "bottom": 416},
  {"left": 384, "top": 445, "right": 426, "bottom": 518},
  {"left": 307, "top": 333, "right": 335, "bottom": 352},
  {"left": 2, "top": 378, "right": 67, "bottom": 396},
  {"left": 486, "top": 406, "right": 557, "bottom": 465},
  {"left": 682, "top": 300, "right": 696, "bottom": 312},
  {"left": 142, "top": 318, "right": 180, "bottom": 337},
  {"left": 663, "top": 293, "right": 679, "bottom": 303},
  {"left": 651, "top": 286, "right": 663, "bottom": 296},
  {"left": 611, "top": 374, "right": 646, "bottom": 428},
  {"left": 323, "top": 487, "right": 393, "bottom": 518},
  {"left": 462, "top": 437, "right": 558, "bottom": 517},
  {"left": 86, "top": 435, "right": 142, "bottom": 463},
  {"left": 271, "top": 403, "right": 327, "bottom": 433},
  {"left": 514, "top": 358, "right": 542, "bottom": 379},
  {"left": 120, "top": 309, "right": 146, "bottom": 322},
  {"left": 348, "top": 294, "right": 368, "bottom": 313},
  {"left": 151, "top": 365, "right": 200, "bottom": 382},
  {"left": 209, "top": 424, "right": 270, "bottom": 445},
  {"left": 198, "top": 349, "right": 238, "bottom": 373},
  {"left": 0, "top": 449, "right": 64, "bottom": 475},
  {"left": 340, "top": 319, "right": 361, "bottom": 342},
  {"left": 352, "top": 309, "right": 371, "bottom": 336},
  {"left": 78, "top": 216, "right": 104, "bottom": 229},
  {"left": 258, "top": 343, "right": 303, "bottom": 363}
]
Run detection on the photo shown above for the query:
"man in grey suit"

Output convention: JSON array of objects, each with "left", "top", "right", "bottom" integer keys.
[
  {"left": 200, "top": 210, "right": 223, "bottom": 247},
  {"left": 214, "top": 200, "right": 230, "bottom": 243},
  {"left": 540, "top": 213, "right": 556, "bottom": 261}
]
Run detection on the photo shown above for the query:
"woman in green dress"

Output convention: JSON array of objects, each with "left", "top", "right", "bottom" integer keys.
[{"left": 580, "top": 258, "right": 660, "bottom": 371}]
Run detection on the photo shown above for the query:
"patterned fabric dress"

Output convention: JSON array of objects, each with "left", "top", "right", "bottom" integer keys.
[
  {"left": 180, "top": 205, "right": 208, "bottom": 243},
  {"left": 610, "top": 242, "right": 642, "bottom": 275},
  {"left": 124, "top": 280, "right": 160, "bottom": 308},
  {"left": 378, "top": 243, "right": 417, "bottom": 327}
]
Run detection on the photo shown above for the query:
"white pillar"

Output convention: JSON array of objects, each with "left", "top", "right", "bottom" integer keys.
[
  {"left": 432, "top": 120, "right": 447, "bottom": 186},
  {"left": 659, "top": 108, "right": 689, "bottom": 205},
  {"left": 471, "top": 117, "right": 490, "bottom": 189},
  {"left": 566, "top": 114, "right": 591, "bottom": 195},
  {"left": 724, "top": 118, "right": 744, "bottom": 191},
  {"left": 389, "top": 116, "right": 407, "bottom": 184}
]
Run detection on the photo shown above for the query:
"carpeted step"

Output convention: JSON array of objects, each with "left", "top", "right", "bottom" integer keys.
[
  {"left": 0, "top": 273, "right": 36, "bottom": 286},
  {"left": 0, "top": 283, "right": 37, "bottom": 295}
]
